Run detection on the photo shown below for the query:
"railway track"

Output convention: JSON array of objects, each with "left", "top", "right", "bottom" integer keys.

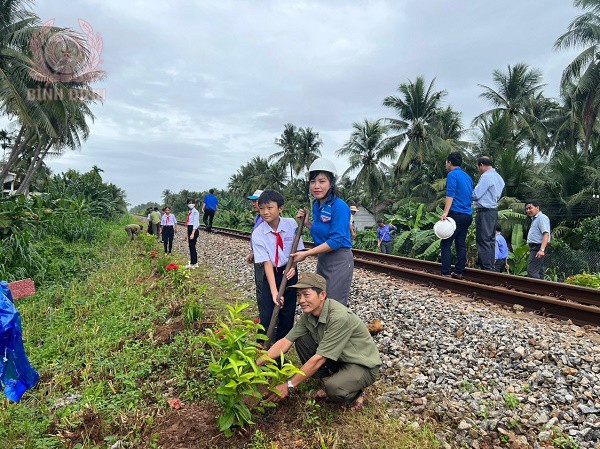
[
  {"left": 137, "top": 214, "right": 600, "bottom": 327},
  {"left": 197, "top": 225, "right": 600, "bottom": 328}
]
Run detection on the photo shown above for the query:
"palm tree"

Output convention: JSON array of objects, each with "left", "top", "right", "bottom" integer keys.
[
  {"left": 271, "top": 123, "right": 299, "bottom": 181},
  {"left": 296, "top": 127, "right": 322, "bottom": 175},
  {"left": 382, "top": 76, "right": 455, "bottom": 170},
  {"left": 555, "top": 0, "right": 600, "bottom": 154},
  {"left": 337, "top": 119, "right": 395, "bottom": 218},
  {"left": 474, "top": 64, "right": 545, "bottom": 139}
]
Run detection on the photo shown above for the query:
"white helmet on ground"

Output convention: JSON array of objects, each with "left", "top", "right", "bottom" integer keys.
[
  {"left": 434, "top": 217, "right": 456, "bottom": 239},
  {"left": 306, "top": 158, "right": 337, "bottom": 178}
]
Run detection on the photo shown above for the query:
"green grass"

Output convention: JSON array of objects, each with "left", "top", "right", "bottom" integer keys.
[{"left": 0, "top": 221, "right": 443, "bottom": 449}]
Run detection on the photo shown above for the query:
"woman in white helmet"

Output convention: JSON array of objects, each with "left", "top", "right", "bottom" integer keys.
[{"left": 291, "top": 158, "right": 354, "bottom": 306}]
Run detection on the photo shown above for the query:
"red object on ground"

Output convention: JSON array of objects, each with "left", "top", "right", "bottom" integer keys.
[
  {"left": 151, "top": 252, "right": 157, "bottom": 258},
  {"left": 165, "top": 263, "right": 179, "bottom": 271},
  {"left": 168, "top": 398, "right": 181, "bottom": 410},
  {"left": 7, "top": 279, "right": 36, "bottom": 300}
]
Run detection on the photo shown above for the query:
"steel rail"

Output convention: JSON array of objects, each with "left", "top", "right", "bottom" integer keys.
[{"left": 201, "top": 225, "right": 600, "bottom": 327}]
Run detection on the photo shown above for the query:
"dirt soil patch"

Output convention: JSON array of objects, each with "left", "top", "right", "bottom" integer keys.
[
  {"left": 153, "top": 316, "right": 185, "bottom": 345},
  {"left": 153, "top": 395, "right": 319, "bottom": 449}
]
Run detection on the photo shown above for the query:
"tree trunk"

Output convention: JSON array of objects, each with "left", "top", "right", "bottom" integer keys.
[
  {"left": 0, "top": 126, "right": 26, "bottom": 186},
  {"left": 16, "top": 141, "right": 52, "bottom": 195}
]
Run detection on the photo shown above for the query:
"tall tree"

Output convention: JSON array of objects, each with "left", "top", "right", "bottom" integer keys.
[
  {"left": 382, "top": 76, "right": 455, "bottom": 170},
  {"left": 295, "top": 127, "right": 322, "bottom": 175},
  {"left": 271, "top": 123, "right": 299, "bottom": 181},
  {"left": 337, "top": 119, "right": 395, "bottom": 218},
  {"left": 555, "top": 0, "right": 600, "bottom": 154},
  {"left": 474, "top": 64, "right": 545, "bottom": 136}
]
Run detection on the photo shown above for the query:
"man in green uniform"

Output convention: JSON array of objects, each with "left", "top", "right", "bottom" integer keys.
[
  {"left": 149, "top": 208, "right": 161, "bottom": 240},
  {"left": 125, "top": 223, "right": 142, "bottom": 240},
  {"left": 258, "top": 273, "right": 381, "bottom": 410}
]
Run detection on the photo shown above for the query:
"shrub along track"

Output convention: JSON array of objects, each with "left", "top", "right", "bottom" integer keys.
[{"left": 193, "top": 225, "right": 600, "bottom": 328}]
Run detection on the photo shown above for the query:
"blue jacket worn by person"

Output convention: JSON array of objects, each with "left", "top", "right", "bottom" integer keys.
[
  {"left": 446, "top": 167, "right": 473, "bottom": 215},
  {"left": 0, "top": 281, "right": 39, "bottom": 402},
  {"left": 203, "top": 194, "right": 219, "bottom": 211},
  {"left": 311, "top": 197, "right": 352, "bottom": 250}
]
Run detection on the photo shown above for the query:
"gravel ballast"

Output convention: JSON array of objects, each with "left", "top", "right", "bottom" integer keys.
[{"left": 173, "top": 230, "right": 600, "bottom": 449}]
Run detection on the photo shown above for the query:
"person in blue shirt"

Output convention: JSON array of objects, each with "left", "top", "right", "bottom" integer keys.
[
  {"left": 441, "top": 152, "right": 473, "bottom": 279},
  {"left": 292, "top": 158, "right": 353, "bottom": 306},
  {"left": 494, "top": 225, "right": 509, "bottom": 273},
  {"left": 473, "top": 156, "right": 505, "bottom": 271},
  {"left": 245, "top": 189, "right": 265, "bottom": 315},
  {"left": 202, "top": 189, "right": 219, "bottom": 233},
  {"left": 376, "top": 220, "right": 397, "bottom": 254}
]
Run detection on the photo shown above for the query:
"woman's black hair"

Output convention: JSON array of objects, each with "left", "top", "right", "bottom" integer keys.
[
  {"left": 309, "top": 170, "right": 338, "bottom": 204},
  {"left": 187, "top": 198, "right": 195, "bottom": 204}
]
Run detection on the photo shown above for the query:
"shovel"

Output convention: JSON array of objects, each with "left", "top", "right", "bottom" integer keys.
[{"left": 265, "top": 216, "right": 305, "bottom": 346}]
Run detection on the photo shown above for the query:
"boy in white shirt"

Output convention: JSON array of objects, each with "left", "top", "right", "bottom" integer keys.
[{"left": 251, "top": 190, "right": 304, "bottom": 342}]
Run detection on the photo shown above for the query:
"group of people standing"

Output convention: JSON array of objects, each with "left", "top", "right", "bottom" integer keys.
[
  {"left": 441, "top": 152, "right": 551, "bottom": 279},
  {"left": 131, "top": 191, "right": 220, "bottom": 268},
  {"left": 247, "top": 158, "right": 381, "bottom": 411}
]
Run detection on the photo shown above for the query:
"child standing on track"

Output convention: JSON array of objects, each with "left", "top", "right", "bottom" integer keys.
[
  {"left": 251, "top": 190, "right": 304, "bottom": 342},
  {"left": 184, "top": 198, "right": 200, "bottom": 269},
  {"left": 160, "top": 206, "right": 177, "bottom": 255}
]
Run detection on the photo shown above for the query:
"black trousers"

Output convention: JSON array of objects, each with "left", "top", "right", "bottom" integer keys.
[
  {"left": 203, "top": 209, "right": 215, "bottom": 232},
  {"left": 187, "top": 225, "right": 198, "bottom": 264},
  {"left": 258, "top": 268, "right": 298, "bottom": 343},
  {"left": 441, "top": 212, "right": 473, "bottom": 275},
  {"left": 162, "top": 226, "right": 174, "bottom": 254},
  {"left": 476, "top": 208, "right": 498, "bottom": 270},
  {"left": 494, "top": 258, "right": 507, "bottom": 273},
  {"left": 527, "top": 244, "right": 549, "bottom": 279}
]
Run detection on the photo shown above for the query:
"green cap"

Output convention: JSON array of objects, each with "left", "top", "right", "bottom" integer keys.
[{"left": 289, "top": 273, "right": 327, "bottom": 291}]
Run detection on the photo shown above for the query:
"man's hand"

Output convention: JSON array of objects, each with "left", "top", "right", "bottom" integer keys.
[
  {"left": 246, "top": 253, "right": 254, "bottom": 264},
  {"left": 536, "top": 250, "right": 545, "bottom": 259},
  {"left": 266, "top": 384, "right": 288, "bottom": 403},
  {"left": 441, "top": 212, "right": 448, "bottom": 221}
]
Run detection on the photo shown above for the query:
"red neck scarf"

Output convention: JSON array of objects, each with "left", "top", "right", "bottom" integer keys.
[{"left": 271, "top": 231, "right": 284, "bottom": 267}]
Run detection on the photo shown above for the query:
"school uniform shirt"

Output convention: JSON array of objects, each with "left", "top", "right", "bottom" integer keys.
[
  {"left": 161, "top": 213, "right": 177, "bottom": 227},
  {"left": 185, "top": 208, "right": 200, "bottom": 230},
  {"left": 203, "top": 194, "right": 219, "bottom": 211},
  {"left": 495, "top": 233, "right": 509, "bottom": 259},
  {"left": 251, "top": 217, "right": 304, "bottom": 268},
  {"left": 311, "top": 197, "right": 352, "bottom": 250},
  {"left": 446, "top": 167, "right": 473, "bottom": 215},
  {"left": 526, "top": 211, "right": 551, "bottom": 244}
]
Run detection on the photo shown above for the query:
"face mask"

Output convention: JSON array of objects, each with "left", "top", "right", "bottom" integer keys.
[{"left": 188, "top": 204, "right": 194, "bottom": 209}]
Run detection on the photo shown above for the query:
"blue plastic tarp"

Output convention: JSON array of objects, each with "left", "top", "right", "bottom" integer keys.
[{"left": 0, "top": 281, "right": 39, "bottom": 402}]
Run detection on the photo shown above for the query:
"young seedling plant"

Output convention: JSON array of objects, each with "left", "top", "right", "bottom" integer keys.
[{"left": 202, "top": 303, "right": 303, "bottom": 437}]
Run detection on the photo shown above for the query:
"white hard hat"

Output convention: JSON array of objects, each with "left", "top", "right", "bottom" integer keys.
[
  {"left": 434, "top": 217, "right": 456, "bottom": 239},
  {"left": 247, "top": 189, "right": 263, "bottom": 200},
  {"left": 306, "top": 158, "right": 337, "bottom": 178}
]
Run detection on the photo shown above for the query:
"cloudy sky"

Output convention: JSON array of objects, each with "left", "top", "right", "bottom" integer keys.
[{"left": 11, "top": 1, "right": 582, "bottom": 206}]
